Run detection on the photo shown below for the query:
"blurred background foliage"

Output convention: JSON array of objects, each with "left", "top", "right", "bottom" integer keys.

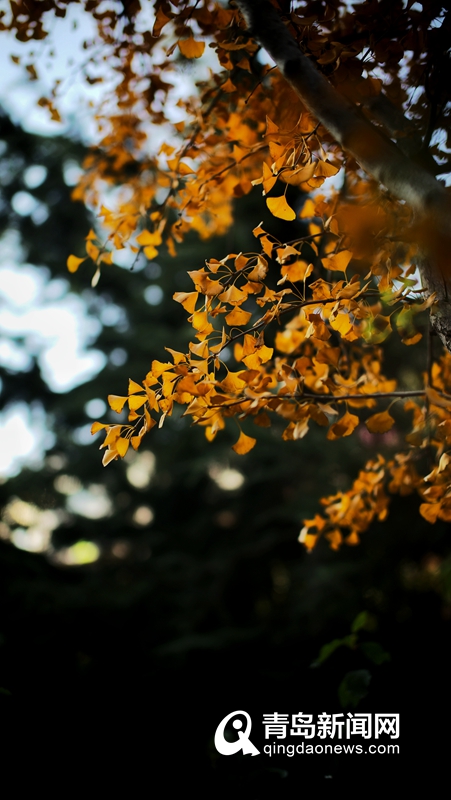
[{"left": 0, "top": 108, "right": 450, "bottom": 788}]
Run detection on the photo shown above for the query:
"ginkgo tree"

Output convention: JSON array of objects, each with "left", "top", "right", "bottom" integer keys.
[{"left": 4, "top": 0, "right": 451, "bottom": 550}]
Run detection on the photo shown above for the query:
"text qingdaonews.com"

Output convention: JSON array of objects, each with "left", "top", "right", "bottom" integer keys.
[{"left": 263, "top": 742, "right": 400, "bottom": 756}]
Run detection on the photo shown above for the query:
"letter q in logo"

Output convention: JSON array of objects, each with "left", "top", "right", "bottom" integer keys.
[{"left": 214, "top": 710, "right": 260, "bottom": 756}]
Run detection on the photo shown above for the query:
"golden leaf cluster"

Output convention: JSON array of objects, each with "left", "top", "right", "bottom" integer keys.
[{"left": 5, "top": 0, "right": 451, "bottom": 548}]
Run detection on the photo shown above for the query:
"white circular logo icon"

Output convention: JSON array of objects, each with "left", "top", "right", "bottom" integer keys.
[{"left": 214, "top": 710, "right": 260, "bottom": 756}]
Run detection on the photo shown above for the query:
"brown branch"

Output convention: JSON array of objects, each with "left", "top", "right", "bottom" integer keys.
[
  {"left": 236, "top": 1, "right": 445, "bottom": 211},
  {"left": 217, "top": 290, "right": 385, "bottom": 355},
  {"left": 235, "top": 0, "right": 451, "bottom": 355},
  {"left": 200, "top": 389, "right": 427, "bottom": 413},
  {"left": 302, "top": 390, "right": 425, "bottom": 401}
]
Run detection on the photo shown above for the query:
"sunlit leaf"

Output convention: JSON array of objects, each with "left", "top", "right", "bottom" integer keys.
[
  {"left": 178, "top": 38, "right": 205, "bottom": 58},
  {"left": 102, "top": 426, "right": 122, "bottom": 447},
  {"left": 143, "top": 245, "right": 158, "bottom": 260},
  {"left": 116, "top": 437, "right": 130, "bottom": 457},
  {"left": 136, "top": 230, "right": 162, "bottom": 247},
  {"left": 218, "top": 285, "right": 248, "bottom": 305},
  {"left": 419, "top": 502, "right": 441, "bottom": 524},
  {"left": 266, "top": 195, "right": 296, "bottom": 221},
  {"left": 108, "top": 395, "right": 128, "bottom": 413},
  {"left": 321, "top": 250, "right": 353, "bottom": 272},
  {"left": 173, "top": 291, "right": 198, "bottom": 313},
  {"left": 365, "top": 410, "right": 395, "bottom": 434},
  {"left": 300, "top": 198, "right": 316, "bottom": 218},
  {"left": 86, "top": 239, "right": 100, "bottom": 261},
  {"left": 128, "top": 379, "right": 144, "bottom": 395},
  {"left": 102, "top": 449, "right": 119, "bottom": 467},
  {"left": 220, "top": 370, "right": 247, "bottom": 392},
  {"left": 91, "top": 421, "right": 109, "bottom": 434},
  {"left": 232, "top": 430, "right": 257, "bottom": 455},
  {"left": 128, "top": 394, "right": 146, "bottom": 411},
  {"left": 329, "top": 312, "right": 353, "bottom": 337},
  {"left": 225, "top": 308, "right": 252, "bottom": 326},
  {"left": 327, "top": 412, "right": 359, "bottom": 440},
  {"left": 282, "top": 161, "right": 316, "bottom": 186},
  {"left": 67, "top": 255, "right": 86, "bottom": 273},
  {"left": 315, "top": 160, "right": 339, "bottom": 177}
]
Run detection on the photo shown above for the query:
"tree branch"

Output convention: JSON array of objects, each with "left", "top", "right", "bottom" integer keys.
[{"left": 235, "top": 0, "right": 451, "bottom": 354}]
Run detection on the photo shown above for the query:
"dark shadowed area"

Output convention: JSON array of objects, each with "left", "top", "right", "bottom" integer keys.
[{"left": 1, "top": 110, "right": 450, "bottom": 790}]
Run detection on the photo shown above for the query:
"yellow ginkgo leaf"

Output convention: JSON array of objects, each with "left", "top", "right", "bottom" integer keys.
[
  {"left": 220, "top": 370, "right": 247, "bottom": 393},
  {"left": 321, "top": 250, "right": 353, "bottom": 272},
  {"left": 165, "top": 348, "right": 186, "bottom": 364},
  {"left": 300, "top": 198, "right": 316, "bottom": 218},
  {"left": 102, "top": 448, "right": 119, "bottom": 467},
  {"left": 108, "top": 395, "right": 128, "bottom": 413},
  {"left": 402, "top": 332, "right": 422, "bottom": 346},
  {"left": 365, "top": 410, "right": 395, "bottom": 434},
  {"left": 326, "top": 529, "right": 343, "bottom": 550},
  {"left": 218, "top": 285, "right": 248, "bottom": 305},
  {"left": 262, "top": 164, "right": 277, "bottom": 196},
  {"left": 144, "top": 245, "right": 158, "bottom": 260},
  {"left": 329, "top": 312, "right": 353, "bottom": 337},
  {"left": 177, "top": 161, "right": 195, "bottom": 175},
  {"left": 419, "top": 502, "right": 441, "bottom": 524},
  {"left": 282, "top": 161, "right": 316, "bottom": 186},
  {"left": 327, "top": 411, "right": 359, "bottom": 440},
  {"left": 102, "top": 425, "right": 122, "bottom": 447},
  {"left": 128, "top": 394, "right": 146, "bottom": 411},
  {"left": 281, "top": 260, "right": 313, "bottom": 283},
  {"left": 298, "top": 531, "right": 318, "bottom": 551},
  {"left": 173, "top": 291, "right": 198, "bottom": 313},
  {"left": 91, "top": 421, "right": 109, "bottom": 434},
  {"left": 86, "top": 240, "right": 100, "bottom": 261},
  {"left": 167, "top": 158, "right": 195, "bottom": 174},
  {"left": 225, "top": 308, "right": 252, "bottom": 326},
  {"left": 115, "top": 437, "right": 130, "bottom": 457},
  {"left": 67, "top": 255, "right": 86, "bottom": 273},
  {"left": 136, "top": 230, "right": 162, "bottom": 247},
  {"left": 189, "top": 340, "right": 209, "bottom": 358},
  {"left": 178, "top": 38, "right": 205, "bottom": 58},
  {"left": 151, "top": 360, "right": 173, "bottom": 377},
  {"left": 266, "top": 194, "right": 296, "bottom": 221},
  {"left": 315, "top": 160, "right": 339, "bottom": 177},
  {"left": 232, "top": 430, "right": 257, "bottom": 455},
  {"left": 190, "top": 310, "right": 211, "bottom": 332},
  {"left": 128, "top": 379, "right": 144, "bottom": 395}
]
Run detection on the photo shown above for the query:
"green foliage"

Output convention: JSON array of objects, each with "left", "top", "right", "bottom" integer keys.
[
  {"left": 311, "top": 635, "right": 357, "bottom": 668},
  {"left": 312, "top": 611, "right": 390, "bottom": 707},
  {"left": 338, "top": 670, "right": 371, "bottom": 709}
]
